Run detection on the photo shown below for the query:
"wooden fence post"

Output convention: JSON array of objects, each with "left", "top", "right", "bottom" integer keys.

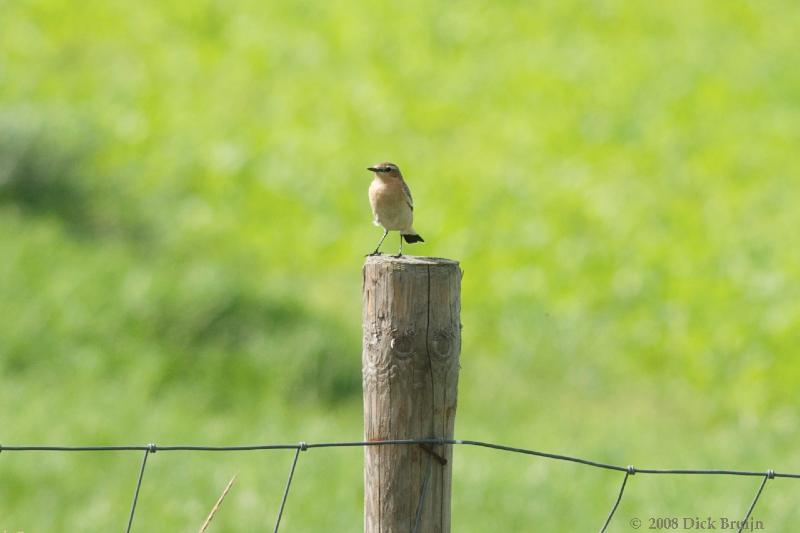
[{"left": 362, "top": 255, "right": 461, "bottom": 533}]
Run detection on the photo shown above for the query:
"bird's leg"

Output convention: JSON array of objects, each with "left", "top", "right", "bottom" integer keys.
[
  {"left": 367, "top": 229, "right": 389, "bottom": 256},
  {"left": 393, "top": 233, "right": 403, "bottom": 258}
]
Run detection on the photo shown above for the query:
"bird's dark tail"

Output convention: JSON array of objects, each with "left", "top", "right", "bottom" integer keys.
[{"left": 402, "top": 234, "right": 424, "bottom": 243}]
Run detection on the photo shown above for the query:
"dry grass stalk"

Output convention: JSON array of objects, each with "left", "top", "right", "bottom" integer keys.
[{"left": 198, "top": 474, "right": 237, "bottom": 533}]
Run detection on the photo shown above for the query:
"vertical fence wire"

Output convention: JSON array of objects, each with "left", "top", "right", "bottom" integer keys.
[
  {"left": 599, "top": 467, "right": 633, "bottom": 533},
  {"left": 737, "top": 471, "right": 773, "bottom": 533},
  {"left": 126, "top": 445, "right": 155, "bottom": 533},
  {"left": 273, "top": 443, "right": 306, "bottom": 533},
  {"left": 412, "top": 453, "right": 435, "bottom": 533}
]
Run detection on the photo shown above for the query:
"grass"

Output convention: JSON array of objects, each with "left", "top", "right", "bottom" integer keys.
[{"left": 1, "top": 0, "right": 800, "bottom": 530}]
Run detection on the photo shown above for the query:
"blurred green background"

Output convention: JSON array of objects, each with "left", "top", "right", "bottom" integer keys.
[{"left": 2, "top": 0, "right": 799, "bottom": 530}]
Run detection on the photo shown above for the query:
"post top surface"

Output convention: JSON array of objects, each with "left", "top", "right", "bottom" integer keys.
[{"left": 364, "top": 255, "right": 459, "bottom": 267}]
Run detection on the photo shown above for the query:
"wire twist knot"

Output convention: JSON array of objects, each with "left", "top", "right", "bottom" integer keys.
[
  {"left": 766, "top": 469, "right": 775, "bottom": 479},
  {"left": 298, "top": 441, "right": 308, "bottom": 451},
  {"left": 626, "top": 465, "right": 636, "bottom": 475},
  {"left": 147, "top": 443, "right": 157, "bottom": 453}
]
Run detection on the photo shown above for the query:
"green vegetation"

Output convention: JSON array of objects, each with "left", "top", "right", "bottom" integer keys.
[{"left": 2, "top": 1, "right": 799, "bottom": 530}]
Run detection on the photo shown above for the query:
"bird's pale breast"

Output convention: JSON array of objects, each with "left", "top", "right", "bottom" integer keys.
[{"left": 369, "top": 178, "right": 413, "bottom": 231}]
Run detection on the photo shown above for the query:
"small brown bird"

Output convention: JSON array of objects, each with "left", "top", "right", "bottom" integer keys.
[{"left": 367, "top": 162, "right": 424, "bottom": 257}]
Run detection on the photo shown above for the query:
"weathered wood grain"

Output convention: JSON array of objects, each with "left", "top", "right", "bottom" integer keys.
[{"left": 362, "top": 255, "right": 461, "bottom": 533}]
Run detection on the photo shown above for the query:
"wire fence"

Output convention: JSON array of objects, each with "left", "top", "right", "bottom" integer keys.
[{"left": 2, "top": 437, "right": 798, "bottom": 532}]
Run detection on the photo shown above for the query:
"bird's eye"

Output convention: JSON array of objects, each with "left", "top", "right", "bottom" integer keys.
[{"left": 385, "top": 166, "right": 394, "bottom": 172}]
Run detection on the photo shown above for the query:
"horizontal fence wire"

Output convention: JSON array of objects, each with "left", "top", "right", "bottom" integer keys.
[{"left": 2, "top": 438, "right": 798, "bottom": 531}]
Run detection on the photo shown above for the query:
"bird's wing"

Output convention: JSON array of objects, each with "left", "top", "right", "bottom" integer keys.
[{"left": 401, "top": 180, "right": 414, "bottom": 210}]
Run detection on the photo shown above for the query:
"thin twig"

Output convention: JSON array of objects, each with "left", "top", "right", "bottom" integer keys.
[{"left": 199, "top": 474, "right": 237, "bottom": 533}]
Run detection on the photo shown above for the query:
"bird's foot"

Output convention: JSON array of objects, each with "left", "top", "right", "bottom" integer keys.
[
  {"left": 392, "top": 253, "right": 403, "bottom": 258},
  {"left": 366, "top": 250, "right": 382, "bottom": 257}
]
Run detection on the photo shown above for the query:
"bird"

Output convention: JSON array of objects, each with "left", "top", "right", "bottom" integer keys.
[{"left": 366, "top": 162, "right": 424, "bottom": 257}]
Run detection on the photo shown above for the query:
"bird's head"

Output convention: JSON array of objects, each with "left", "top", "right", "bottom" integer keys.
[{"left": 367, "top": 162, "right": 402, "bottom": 178}]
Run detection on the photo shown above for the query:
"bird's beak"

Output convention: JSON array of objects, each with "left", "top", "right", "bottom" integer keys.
[{"left": 367, "top": 166, "right": 380, "bottom": 172}]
